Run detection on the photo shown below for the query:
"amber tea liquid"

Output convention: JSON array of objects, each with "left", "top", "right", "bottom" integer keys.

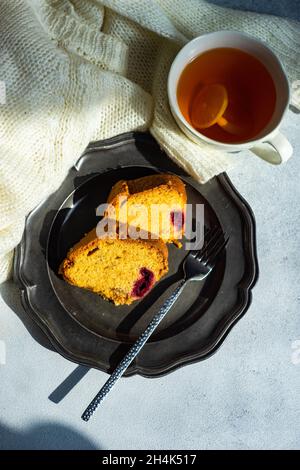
[{"left": 177, "top": 47, "right": 277, "bottom": 144}]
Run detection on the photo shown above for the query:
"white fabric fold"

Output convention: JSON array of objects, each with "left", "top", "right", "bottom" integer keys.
[{"left": 0, "top": 0, "right": 299, "bottom": 282}]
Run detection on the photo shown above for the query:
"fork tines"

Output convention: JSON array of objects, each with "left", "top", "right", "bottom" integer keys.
[{"left": 194, "top": 226, "right": 228, "bottom": 266}]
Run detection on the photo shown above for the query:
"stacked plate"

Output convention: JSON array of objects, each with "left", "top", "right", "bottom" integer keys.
[{"left": 14, "top": 132, "right": 258, "bottom": 376}]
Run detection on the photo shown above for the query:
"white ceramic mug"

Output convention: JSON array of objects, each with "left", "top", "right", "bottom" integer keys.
[{"left": 168, "top": 31, "right": 293, "bottom": 164}]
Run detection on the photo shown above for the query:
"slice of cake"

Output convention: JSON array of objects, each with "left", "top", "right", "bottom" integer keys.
[
  {"left": 106, "top": 174, "right": 186, "bottom": 244},
  {"left": 59, "top": 229, "right": 168, "bottom": 305}
]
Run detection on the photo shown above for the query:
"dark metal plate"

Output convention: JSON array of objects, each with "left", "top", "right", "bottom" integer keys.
[{"left": 14, "top": 132, "right": 258, "bottom": 377}]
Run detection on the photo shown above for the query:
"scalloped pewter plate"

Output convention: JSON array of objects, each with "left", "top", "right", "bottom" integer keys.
[{"left": 14, "top": 132, "right": 258, "bottom": 377}]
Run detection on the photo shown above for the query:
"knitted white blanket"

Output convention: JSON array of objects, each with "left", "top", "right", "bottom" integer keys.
[{"left": 0, "top": 0, "right": 299, "bottom": 282}]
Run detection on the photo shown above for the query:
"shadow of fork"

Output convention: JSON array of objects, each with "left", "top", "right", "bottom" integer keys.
[{"left": 48, "top": 365, "right": 90, "bottom": 403}]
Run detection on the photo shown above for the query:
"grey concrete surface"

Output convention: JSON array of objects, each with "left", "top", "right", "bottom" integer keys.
[{"left": 0, "top": 0, "right": 299, "bottom": 451}]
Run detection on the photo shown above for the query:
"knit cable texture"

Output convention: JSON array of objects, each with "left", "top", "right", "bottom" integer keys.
[{"left": 0, "top": 0, "right": 299, "bottom": 282}]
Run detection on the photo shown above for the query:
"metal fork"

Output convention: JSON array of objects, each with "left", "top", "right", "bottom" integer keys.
[{"left": 81, "top": 226, "right": 228, "bottom": 421}]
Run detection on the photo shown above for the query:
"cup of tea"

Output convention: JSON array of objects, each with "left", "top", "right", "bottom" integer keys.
[{"left": 168, "top": 31, "right": 293, "bottom": 164}]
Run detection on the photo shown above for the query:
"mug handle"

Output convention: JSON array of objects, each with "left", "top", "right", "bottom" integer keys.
[{"left": 250, "top": 132, "right": 293, "bottom": 164}]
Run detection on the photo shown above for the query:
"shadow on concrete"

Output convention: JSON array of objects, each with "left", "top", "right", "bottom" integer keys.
[
  {"left": 207, "top": 0, "right": 300, "bottom": 21},
  {"left": 0, "top": 421, "right": 99, "bottom": 450},
  {"left": 48, "top": 365, "right": 90, "bottom": 404}
]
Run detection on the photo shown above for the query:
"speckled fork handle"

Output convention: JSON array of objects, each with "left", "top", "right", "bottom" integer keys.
[{"left": 81, "top": 279, "right": 186, "bottom": 422}]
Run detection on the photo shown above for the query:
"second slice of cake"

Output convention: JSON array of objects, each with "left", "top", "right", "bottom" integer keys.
[{"left": 106, "top": 174, "right": 186, "bottom": 244}]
